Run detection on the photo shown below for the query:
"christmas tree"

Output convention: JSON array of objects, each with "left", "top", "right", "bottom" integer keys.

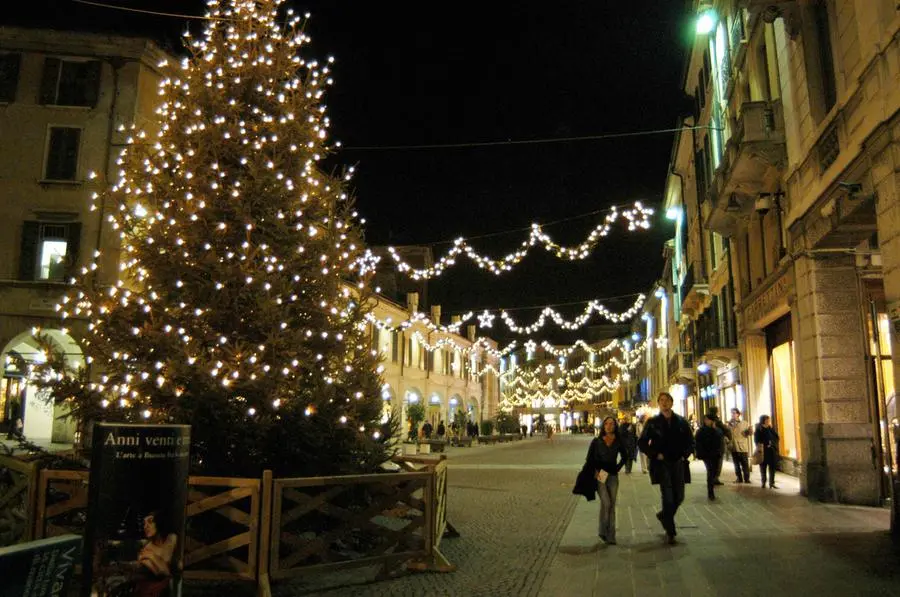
[{"left": 34, "top": 0, "right": 392, "bottom": 477}]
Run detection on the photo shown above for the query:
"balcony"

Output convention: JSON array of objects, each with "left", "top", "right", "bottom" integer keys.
[
  {"left": 679, "top": 262, "right": 709, "bottom": 318},
  {"left": 742, "top": 1, "right": 801, "bottom": 38},
  {"left": 667, "top": 352, "right": 695, "bottom": 383},
  {"left": 695, "top": 305, "right": 739, "bottom": 367},
  {"left": 707, "top": 100, "right": 787, "bottom": 235}
]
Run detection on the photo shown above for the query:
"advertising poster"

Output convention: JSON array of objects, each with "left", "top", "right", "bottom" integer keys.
[
  {"left": 82, "top": 423, "right": 191, "bottom": 597},
  {"left": 0, "top": 534, "right": 80, "bottom": 597}
]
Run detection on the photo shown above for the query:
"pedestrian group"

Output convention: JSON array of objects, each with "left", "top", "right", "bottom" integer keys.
[{"left": 574, "top": 392, "right": 781, "bottom": 546}]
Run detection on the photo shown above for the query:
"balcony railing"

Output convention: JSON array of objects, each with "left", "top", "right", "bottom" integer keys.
[{"left": 667, "top": 352, "right": 694, "bottom": 380}]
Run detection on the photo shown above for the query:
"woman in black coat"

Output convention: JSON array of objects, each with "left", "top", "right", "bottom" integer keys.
[
  {"left": 586, "top": 417, "right": 628, "bottom": 544},
  {"left": 754, "top": 415, "right": 780, "bottom": 489}
]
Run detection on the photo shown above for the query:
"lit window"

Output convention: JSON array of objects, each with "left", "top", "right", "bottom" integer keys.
[{"left": 39, "top": 239, "right": 68, "bottom": 281}]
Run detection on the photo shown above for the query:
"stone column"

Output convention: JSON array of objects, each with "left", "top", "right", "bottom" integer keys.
[
  {"left": 793, "top": 253, "right": 879, "bottom": 505},
  {"left": 872, "top": 125, "right": 900, "bottom": 531}
]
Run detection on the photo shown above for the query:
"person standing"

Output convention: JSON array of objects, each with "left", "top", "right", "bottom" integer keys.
[
  {"left": 695, "top": 413, "right": 724, "bottom": 500},
  {"left": 422, "top": 420, "right": 433, "bottom": 439},
  {"left": 587, "top": 416, "right": 628, "bottom": 544},
  {"left": 619, "top": 419, "right": 638, "bottom": 474},
  {"left": 754, "top": 415, "right": 780, "bottom": 489},
  {"left": 436, "top": 420, "right": 446, "bottom": 439},
  {"left": 638, "top": 392, "right": 694, "bottom": 545},
  {"left": 707, "top": 406, "right": 732, "bottom": 486},
  {"left": 635, "top": 415, "right": 650, "bottom": 474},
  {"left": 728, "top": 408, "right": 752, "bottom": 483}
]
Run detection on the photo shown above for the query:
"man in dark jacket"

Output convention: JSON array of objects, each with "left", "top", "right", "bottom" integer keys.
[
  {"left": 695, "top": 413, "right": 724, "bottom": 500},
  {"left": 638, "top": 392, "right": 694, "bottom": 545},
  {"left": 707, "top": 406, "right": 732, "bottom": 485},
  {"left": 619, "top": 420, "right": 638, "bottom": 474}
]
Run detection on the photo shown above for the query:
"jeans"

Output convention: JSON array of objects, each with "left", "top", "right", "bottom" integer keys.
[
  {"left": 655, "top": 459, "right": 685, "bottom": 537},
  {"left": 624, "top": 452, "right": 634, "bottom": 474},
  {"left": 597, "top": 474, "right": 619, "bottom": 541},
  {"left": 761, "top": 448, "right": 777, "bottom": 486},
  {"left": 732, "top": 451, "right": 750, "bottom": 482}
]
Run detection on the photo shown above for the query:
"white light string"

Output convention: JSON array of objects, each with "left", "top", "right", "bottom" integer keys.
[
  {"left": 493, "top": 294, "right": 645, "bottom": 334},
  {"left": 356, "top": 202, "right": 654, "bottom": 280}
]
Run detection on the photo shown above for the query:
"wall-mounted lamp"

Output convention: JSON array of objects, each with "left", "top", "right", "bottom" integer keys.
[
  {"left": 696, "top": 8, "right": 717, "bottom": 35},
  {"left": 665, "top": 206, "right": 681, "bottom": 221}
]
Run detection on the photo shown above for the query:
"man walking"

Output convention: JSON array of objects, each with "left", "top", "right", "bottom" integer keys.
[
  {"left": 619, "top": 419, "right": 638, "bottom": 474},
  {"left": 638, "top": 393, "right": 694, "bottom": 545},
  {"left": 695, "top": 413, "right": 724, "bottom": 500},
  {"left": 728, "top": 408, "right": 752, "bottom": 483}
]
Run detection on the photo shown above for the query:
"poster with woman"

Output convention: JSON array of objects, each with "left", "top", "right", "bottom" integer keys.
[{"left": 82, "top": 423, "right": 191, "bottom": 597}]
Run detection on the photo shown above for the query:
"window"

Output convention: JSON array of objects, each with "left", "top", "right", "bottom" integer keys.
[
  {"left": 391, "top": 331, "right": 399, "bottom": 363},
  {"left": 39, "top": 58, "right": 101, "bottom": 107},
  {"left": 813, "top": 0, "right": 836, "bottom": 115},
  {"left": 19, "top": 221, "right": 81, "bottom": 282},
  {"left": 0, "top": 53, "right": 21, "bottom": 103},
  {"left": 45, "top": 127, "right": 82, "bottom": 181}
]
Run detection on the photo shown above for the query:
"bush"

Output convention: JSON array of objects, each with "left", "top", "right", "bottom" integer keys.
[
  {"left": 480, "top": 421, "right": 494, "bottom": 436},
  {"left": 495, "top": 412, "right": 520, "bottom": 434}
]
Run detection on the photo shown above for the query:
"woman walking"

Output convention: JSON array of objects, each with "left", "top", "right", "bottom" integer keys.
[
  {"left": 586, "top": 416, "right": 628, "bottom": 544},
  {"left": 754, "top": 415, "right": 780, "bottom": 489}
]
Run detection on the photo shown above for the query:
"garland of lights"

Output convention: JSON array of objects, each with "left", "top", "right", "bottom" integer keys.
[
  {"left": 355, "top": 202, "right": 654, "bottom": 280},
  {"left": 478, "top": 294, "right": 645, "bottom": 333}
]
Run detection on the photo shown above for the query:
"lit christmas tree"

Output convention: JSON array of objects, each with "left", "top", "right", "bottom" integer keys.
[{"left": 35, "top": 0, "right": 392, "bottom": 477}]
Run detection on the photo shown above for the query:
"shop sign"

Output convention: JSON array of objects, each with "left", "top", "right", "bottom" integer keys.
[
  {"left": 717, "top": 367, "right": 739, "bottom": 388},
  {"left": 29, "top": 298, "right": 60, "bottom": 312},
  {"left": 744, "top": 269, "right": 793, "bottom": 328}
]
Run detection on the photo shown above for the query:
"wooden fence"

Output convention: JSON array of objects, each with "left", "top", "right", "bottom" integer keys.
[
  {"left": 7, "top": 457, "right": 454, "bottom": 595},
  {"left": 0, "top": 454, "right": 40, "bottom": 545},
  {"left": 269, "top": 471, "right": 432, "bottom": 581}
]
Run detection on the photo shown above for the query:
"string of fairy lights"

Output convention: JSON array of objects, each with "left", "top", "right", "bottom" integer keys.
[
  {"left": 353, "top": 202, "right": 654, "bottom": 280},
  {"left": 364, "top": 293, "right": 644, "bottom": 339}
]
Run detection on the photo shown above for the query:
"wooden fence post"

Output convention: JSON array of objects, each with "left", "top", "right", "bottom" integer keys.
[{"left": 257, "top": 470, "right": 273, "bottom": 597}]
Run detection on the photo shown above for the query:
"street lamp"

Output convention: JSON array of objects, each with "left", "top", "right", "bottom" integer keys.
[{"left": 696, "top": 8, "right": 717, "bottom": 35}]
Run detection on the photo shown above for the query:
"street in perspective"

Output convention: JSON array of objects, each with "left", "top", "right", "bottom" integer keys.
[{"left": 1, "top": 1, "right": 899, "bottom": 596}]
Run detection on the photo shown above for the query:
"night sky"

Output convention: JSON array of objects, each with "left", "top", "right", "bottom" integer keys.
[{"left": 12, "top": 0, "right": 694, "bottom": 340}]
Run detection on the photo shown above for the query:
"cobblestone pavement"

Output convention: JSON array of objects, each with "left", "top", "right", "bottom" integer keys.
[
  {"left": 543, "top": 439, "right": 898, "bottom": 597},
  {"left": 268, "top": 435, "right": 585, "bottom": 597},
  {"left": 183, "top": 435, "right": 898, "bottom": 597}
]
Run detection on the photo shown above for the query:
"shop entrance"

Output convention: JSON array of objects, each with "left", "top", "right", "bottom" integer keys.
[
  {"left": 864, "top": 281, "right": 897, "bottom": 503},
  {"left": 765, "top": 315, "right": 801, "bottom": 462},
  {"left": 1, "top": 329, "right": 84, "bottom": 443}
]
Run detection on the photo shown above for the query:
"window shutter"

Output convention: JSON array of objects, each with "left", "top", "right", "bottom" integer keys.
[
  {"left": 65, "top": 222, "right": 82, "bottom": 279},
  {"left": 39, "top": 58, "right": 60, "bottom": 104},
  {"left": 83, "top": 61, "right": 102, "bottom": 107},
  {"left": 0, "top": 53, "right": 21, "bottom": 103},
  {"left": 18, "top": 221, "right": 40, "bottom": 280}
]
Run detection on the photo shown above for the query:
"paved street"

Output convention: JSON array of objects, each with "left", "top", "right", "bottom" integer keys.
[{"left": 190, "top": 434, "right": 897, "bottom": 597}]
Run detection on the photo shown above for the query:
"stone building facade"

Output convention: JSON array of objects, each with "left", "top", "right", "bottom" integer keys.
[
  {"left": 0, "top": 27, "right": 173, "bottom": 442},
  {"left": 367, "top": 292, "right": 501, "bottom": 438},
  {"left": 652, "top": 1, "right": 899, "bottom": 520}
]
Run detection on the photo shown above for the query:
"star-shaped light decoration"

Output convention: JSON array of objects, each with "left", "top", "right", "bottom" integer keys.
[{"left": 478, "top": 309, "right": 495, "bottom": 328}]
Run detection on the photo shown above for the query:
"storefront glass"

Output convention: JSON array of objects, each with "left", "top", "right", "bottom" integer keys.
[
  {"left": 771, "top": 341, "right": 801, "bottom": 460},
  {"left": 868, "top": 311, "right": 897, "bottom": 483}
]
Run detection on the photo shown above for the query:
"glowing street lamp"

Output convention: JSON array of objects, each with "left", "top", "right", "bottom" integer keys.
[{"left": 696, "top": 8, "right": 717, "bottom": 35}]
